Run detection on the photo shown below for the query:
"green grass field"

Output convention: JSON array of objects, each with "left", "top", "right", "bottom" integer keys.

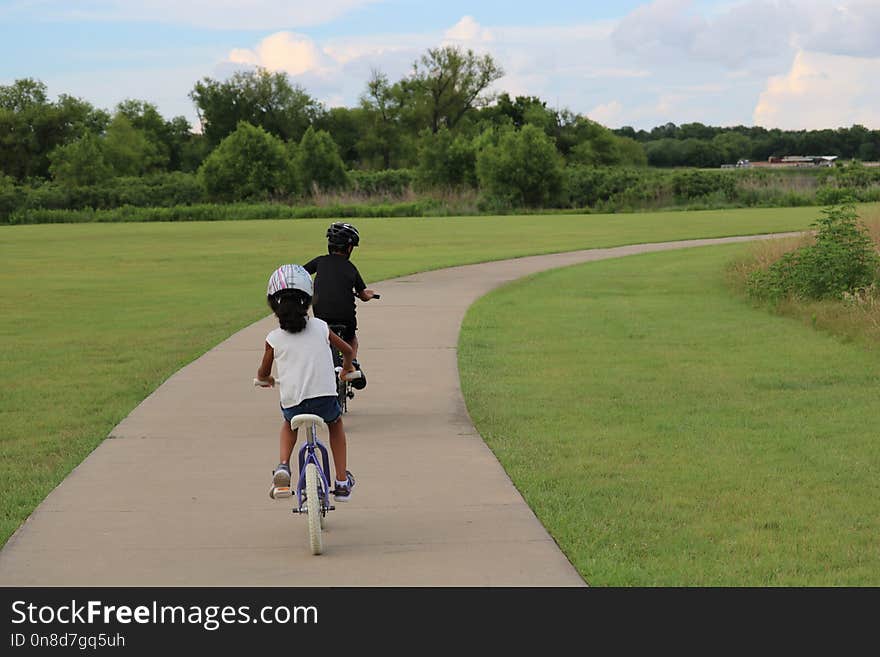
[
  {"left": 0, "top": 206, "right": 827, "bottom": 548},
  {"left": 458, "top": 243, "right": 880, "bottom": 585}
]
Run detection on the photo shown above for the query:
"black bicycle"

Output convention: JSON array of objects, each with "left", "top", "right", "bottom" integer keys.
[
  {"left": 327, "top": 294, "right": 377, "bottom": 413},
  {"left": 328, "top": 323, "right": 362, "bottom": 414}
]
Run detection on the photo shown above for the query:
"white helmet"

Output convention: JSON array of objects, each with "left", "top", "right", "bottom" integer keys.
[{"left": 267, "top": 264, "right": 313, "bottom": 297}]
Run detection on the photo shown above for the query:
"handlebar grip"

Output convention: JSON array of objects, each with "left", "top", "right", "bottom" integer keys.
[
  {"left": 372, "top": 293, "right": 380, "bottom": 299},
  {"left": 254, "top": 378, "right": 273, "bottom": 387},
  {"left": 342, "top": 371, "right": 363, "bottom": 381}
]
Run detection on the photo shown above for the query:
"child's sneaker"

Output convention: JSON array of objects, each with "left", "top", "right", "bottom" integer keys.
[
  {"left": 272, "top": 463, "right": 291, "bottom": 488},
  {"left": 334, "top": 471, "right": 356, "bottom": 502}
]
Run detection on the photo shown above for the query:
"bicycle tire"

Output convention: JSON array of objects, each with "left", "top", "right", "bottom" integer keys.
[
  {"left": 305, "top": 463, "right": 323, "bottom": 555},
  {"left": 318, "top": 478, "right": 326, "bottom": 529}
]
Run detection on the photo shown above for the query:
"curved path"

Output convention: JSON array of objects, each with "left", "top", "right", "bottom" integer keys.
[{"left": 0, "top": 234, "right": 798, "bottom": 586}]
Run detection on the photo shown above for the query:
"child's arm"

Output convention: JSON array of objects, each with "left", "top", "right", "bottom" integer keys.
[
  {"left": 329, "top": 330, "right": 355, "bottom": 376},
  {"left": 255, "top": 342, "right": 275, "bottom": 387}
]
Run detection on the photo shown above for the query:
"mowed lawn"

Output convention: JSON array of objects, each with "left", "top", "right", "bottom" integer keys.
[
  {"left": 0, "top": 207, "right": 819, "bottom": 547},
  {"left": 458, "top": 243, "right": 880, "bottom": 585}
]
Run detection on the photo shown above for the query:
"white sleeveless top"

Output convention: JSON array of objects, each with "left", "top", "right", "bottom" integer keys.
[{"left": 266, "top": 318, "right": 337, "bottom": 408}]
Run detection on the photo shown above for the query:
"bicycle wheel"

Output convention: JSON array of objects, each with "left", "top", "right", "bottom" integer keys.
[
  {"left": 305, "top": 463, "right": 323, "bottom": 555},
  {"left": 318, "top": 478, "right": 326, "bottom": 529}
]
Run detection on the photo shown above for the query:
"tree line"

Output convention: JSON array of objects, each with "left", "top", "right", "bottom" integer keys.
[
  {"left": 615, "top": 123, "right": 880, "bottom": 168},
  {"left": 2, "top": 45, "right": 879, "bottom": 220}
]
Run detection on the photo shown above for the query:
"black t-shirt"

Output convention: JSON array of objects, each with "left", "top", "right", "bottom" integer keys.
[{"left": 303, "top": 254, "right": 366, "bottom": 323}]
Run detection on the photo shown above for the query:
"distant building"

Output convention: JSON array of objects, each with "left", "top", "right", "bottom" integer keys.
[{"left": 765, "top": 155, "right": 838, "bottom": 167}]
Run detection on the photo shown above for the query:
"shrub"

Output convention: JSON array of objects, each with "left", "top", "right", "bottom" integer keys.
[
  {"left": 0, "top": 175, "right": 23, "bottom": 221},
  {"left": 293, "top": 126, "right": 348, "bottom": 195},
  {"left": 748, "top": 202, "right": 880, "bottom": 301},
  {"left": 348, "top": 169, "right": 414, "bottom": 196},
  {"left": 415, "top": 128, "right": 477, "bottom": 189},
  {"left": 198, "top": 122, "right": 291, "bottom": 202},
  {"left": 476, "top": 124, "right": 563, "bottom": 208},
  {"left": 672, "top": 170, "right": 736, "bottom": 201},
  {"left": 47, "top": 133, "right": 112, "bottom": 186}
]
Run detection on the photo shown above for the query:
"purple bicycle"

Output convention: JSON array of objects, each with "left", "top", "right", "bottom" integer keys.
[{"left": 275, "top": 413, "right": 335, "bottom": 555}]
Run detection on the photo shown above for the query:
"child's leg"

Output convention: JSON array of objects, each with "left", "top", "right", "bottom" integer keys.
[
  {"left": 280, "top": 422, "right": 297, "bottom": 464},
  {"left": 327, "top": 417, "right": 347, "bottom": 481}
]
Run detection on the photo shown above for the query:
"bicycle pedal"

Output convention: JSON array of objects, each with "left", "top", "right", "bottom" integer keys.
[{"left": 270, "top": 486, "right": 292, "bottom": 499}]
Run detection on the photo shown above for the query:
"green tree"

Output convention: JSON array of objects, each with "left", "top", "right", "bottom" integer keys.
[
  {"left": 0, "top": 79, "right": 108, "bottom": 180},
  {"left": 198, "top": 121, "right": 291, "bottom": 201},
  {"left": 103, "top": 113, "right": 167, "bottom": 176},
  {"left": 293, "top": 126, "right": 348, "bottom": 194},
  {"left": 409, "top": 46, "right": 503, "bottom": 133},
  {"left": 48, "top": 133, "right": 112, "bottom": 186},
  {"left": 415, "top": 127, "right": 477, "bottom": 188},
  {"left": 712, "top": 131, "right": 753, "bottom": 164},
  {"left": 190, "top": 68, "right": 322, "bottom": 146},
  {"left": 476, "top": 124, "right": 563, "bottom": 207},
  {"left": 115, "top": 99, "right": 198, "bottom": 171},
  {"left": 357, "top": 70, "right": 412, "bottom": 169},
  {"left": 480, "top": 93, "right": 551, "bottom": 131},
  {"left": 315, "top": 106, "right": 364, "bottom": 168}
]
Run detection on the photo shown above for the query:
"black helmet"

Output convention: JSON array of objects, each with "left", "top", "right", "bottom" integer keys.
[{"left": 327, "top": 222, "right": 360, "bottom": 249}]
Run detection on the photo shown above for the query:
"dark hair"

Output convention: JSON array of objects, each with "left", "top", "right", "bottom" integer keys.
[{"left": 268, "top": 289, "right": 311, "bottom": 333}]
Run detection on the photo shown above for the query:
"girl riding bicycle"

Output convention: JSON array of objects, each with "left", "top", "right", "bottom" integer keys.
[{"left": 255, "top": 264, "right": 356, "bottom": 502}]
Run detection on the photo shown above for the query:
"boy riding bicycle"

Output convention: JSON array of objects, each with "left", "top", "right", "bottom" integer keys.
[{"left": 304, "top": 222, "right": 378, "bottom": 389}]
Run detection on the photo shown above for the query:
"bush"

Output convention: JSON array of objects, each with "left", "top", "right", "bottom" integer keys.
[
  {"left": 415, "top": 128, "right": 477, "bottom": 189},
  {"left": 672, "top": 170, "right": 736, "bottom": 201},
  {"left": 348, "top": 169, "right": 414, "bottom": 196},
  {"left": 0, "top": 175, "right": 23, "bottom": 221},
  {"left": 748, "top": 202, "right": 880, "bottom": 301},
  {"left": 564, "top": 166, "right": 671, "bottom": 209},
  {"left": 48, "top": 133, "right": 112, "bottom": 186},
  {"left": 294, "top": 126, "right": 348, "bottom": 195},
  {"left": 476, "top": 125, "right": 563, "bottom": 208},
  {"left": 5, "top": 200, "right": 439, "bottom": 224},
  {"left": 198, "top": 122, "right": 291, "bottom": 202}
]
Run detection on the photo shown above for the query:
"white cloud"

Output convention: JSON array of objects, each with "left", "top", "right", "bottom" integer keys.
[
  {"left": 798, "top": 0, "right": 880, "bottom": 58},
  {"left": 753, "top": 50, "right": 880, "bottom": 129},
  {"left": 229, "top": 32, "right": 329, "bottom": 77},
  {"left": 588, "top": 101, "right": 623, "bottom": 125},
  {"left": 612, "top": 0, "right": 880, "bottom": 69},
  {"left": 4, "top": 0, "right": 382, "bottom": 30},
  {"left": 443, "top": 16, "right": 494, "bottom": 45}
]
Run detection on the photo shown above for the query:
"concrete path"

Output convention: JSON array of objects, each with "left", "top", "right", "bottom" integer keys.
[{"left": 0, "top": 234, "right": 798, "bottom": 586}]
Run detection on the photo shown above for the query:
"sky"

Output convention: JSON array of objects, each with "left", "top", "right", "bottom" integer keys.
[{"left": 1, "top": 0, "right": 879, "bottom": 132}]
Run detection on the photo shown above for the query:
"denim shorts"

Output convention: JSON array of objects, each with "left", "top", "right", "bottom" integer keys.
[{"left": 281, "top": 395, "right": 342, "bottom": 425}]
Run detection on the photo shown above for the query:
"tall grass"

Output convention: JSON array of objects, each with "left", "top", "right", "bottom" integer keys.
[{"left": 729, "top": 205, "right": 880, "bottom": 347}]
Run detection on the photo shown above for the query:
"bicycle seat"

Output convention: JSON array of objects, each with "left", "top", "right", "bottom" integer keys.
[{"left": 289, "top": 414, "right": 327, "bottom": 432}]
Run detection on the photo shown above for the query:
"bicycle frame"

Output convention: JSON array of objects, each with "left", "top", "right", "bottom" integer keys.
[
  {"left": 295, "top": 423, "right": 333, "bottom": 514},
  {"left": 328, "top": 323, "right": 354, "bottom": 413}
]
